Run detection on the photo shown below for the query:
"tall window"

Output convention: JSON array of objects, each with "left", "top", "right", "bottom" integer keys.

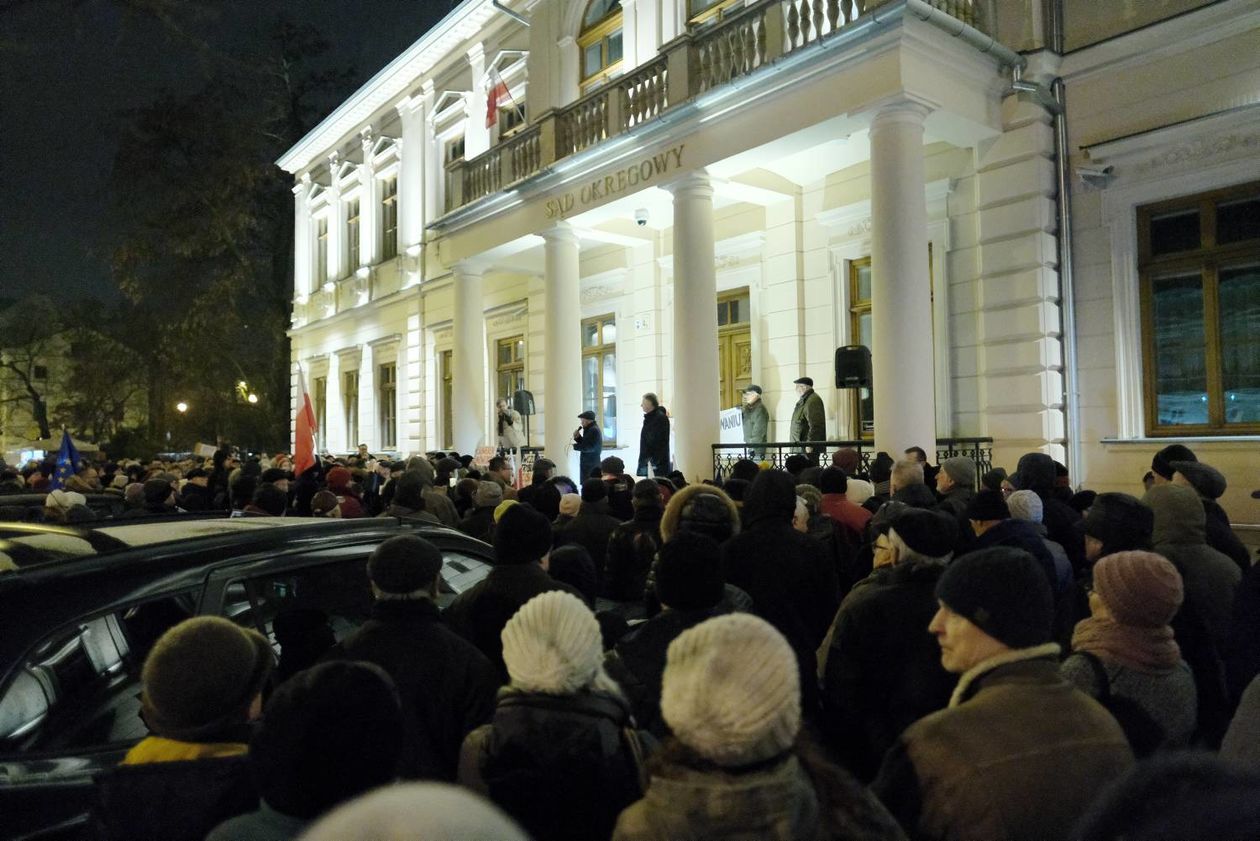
[
  {"left": 380, "top": 178, "right": 398, "bottom": 260},
  {"left": 316, "top": 217, "right": 329, "bottom": 284},
  {"left": 346, "top": 198, "right": 360, "bottom": 272},
  {"left": 378, "top": 362, "right": 397, "bottom": 449},
  {"left": 313, "top": 376, "right": 327, "bottom": 451},
  {"left": 343, "top": 369, "right": 360, "bottom": 449},
  {"left": 496, "top": 336, "right": 526, "bottom": 406},
  {"left": 849, "top": 259, "right": 874, "bottom": 439},
  {"left": 1140, "top": 181, "right": 1260, "bottom": 433},
  {"left": 578, "top": 0, "right": 623, "bottom": 90},
  {"left": 582, "top": 314, "right": 617, "bottom": 444},
  {"left": 440, "top": 350, "right": 453, "bottom": 449}
]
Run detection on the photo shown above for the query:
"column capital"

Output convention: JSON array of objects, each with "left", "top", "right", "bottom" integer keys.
[
  {"left": 540, "top": 222, "right": 578, "bottom": 245},
  {"left": 453, "top": 260, "right": 486, "bottom": 279},
  {"left": 466, "top": 41, "right": 486, "bottom": 67},
  {"left": 665, "top": 168, "right": 711, "bottom": 199},
  {"left": 870, "top": 99, "right": 933, "bottom": 133}
]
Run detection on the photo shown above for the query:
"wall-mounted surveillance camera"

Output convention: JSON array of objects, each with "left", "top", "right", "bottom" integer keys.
[
  {"left": 634, "top": 208, "right": 649, "bottom": 227},
  {"left": 1076, "top": 165, "right": 1115, "bottom": 189}
]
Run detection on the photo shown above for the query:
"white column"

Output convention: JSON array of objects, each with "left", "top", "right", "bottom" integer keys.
[
  {"left": 359, "top": 130, "right": 378, "bottom": 269},
  {"left": 397, "top": 96, "right": 427, "bottom": 251},
  {"left": 870, "top": 102, "right": 937, "bottom": 455},
  {"left": 452, "top": 263, "right": 487, "bottom": 454},
  {"left": 419, "top": 81, "right": 439, "bottom": 228},
  {"left": 542, "top": 224, "right": 583, "bottom": 469},
  {"left": 620, "top": 0, "right": 640, "bottom": 70},
  {"left": 464, "top": 43, "right": 490, "bottom": 159},
  {"left": 326, "top": 354, "right": 344, "bottom": 454},
  {"left": 556, "top": 36, "right": 580, "bottom": 107},
  {"left": 359, "top": 344, "right": 375, "bottom": 452},
  {"left": 668, "top": 170, "right": 720, "bottom": 480},
  {"left": 292, "top": 175, "right": 312, "bottom": 298}
]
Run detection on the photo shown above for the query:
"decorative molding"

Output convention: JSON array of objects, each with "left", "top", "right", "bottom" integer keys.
[
  {"left": 714, "top": 231, "right": 765, "bottom": 268},
  {"left": 1085, "top": 104, "right": 1260, "bottom": 177},
  {"left": 369, "top": 333, "right": 402, "bottom": 348},
  {"left": 580, "top": 283, "right": 623, "bottom": 304}
]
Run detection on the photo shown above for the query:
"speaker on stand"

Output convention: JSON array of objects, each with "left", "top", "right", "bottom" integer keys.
[
  {"left": 835, "top": 345, "right": 872, "bottom": 438},
  {"left": 513, "top": 389, "right": 536, "bottom": 446}
]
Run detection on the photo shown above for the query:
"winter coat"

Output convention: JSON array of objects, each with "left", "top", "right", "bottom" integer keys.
[
  {"left": 873, "top": 645, "right": 1134, "bottom": 841},
  {"left": 457, "top": 505, "right": 497, "bottom": 544},
  {"left": 1204, "top": 498, "right": 1252, "bottom": 574},
  {"left": 444, "top": 563, "right": 585, "bottom": 681},
  {"left": 573, "top": 423, "right": 603, "bottom": 481},
  {"left": 379, "top": 504, "right": 442, "bottom": 525},
  {"left": 326, "top": 599, "right": 498, "bottom": 780},
  {"left": 177, "top": 482, "right": 214, "bottom": 512},
  {"left": 459, "top": 689, "right": 649, "bottom": 841},
  {"left": 890, "top": 483, "right": 938, "bottom": 510},
  {"left": 205, "top": 802, "right": 308, "bottom": 841},
  {"left": 1221, "top": 673, "right": 1260, "bottom": 769},
  {"left": 1147, "top": 485, "right": 1242, "bottom": 654},
  {"left": 970, "top": 519, "right": 1061, "bottom": 593},
  {"left": 496, "top": 407, "right": 526, "bottom": 451},
  {"left": 819, "top": 493, "right": 870, "bottom": 539},
  {"left": 423, "top": 486, "right": 460, "bottom": 528},
  {"left": 1061, "top": 652, "right": 1197, "bottom": 755},
  {"left": 604, "top": 606, "right": 730, "bottom": 738},
  {"left": 822, "top": 560, "right": 956, "bottom": 782},
  {"left": 1227, "top": 562, "right": 1260, "bottom": 704},
  {"left": 934, "top": 487, "right": 975, "bottom": 555},
  {"left": 604, "top": 506, "right": 664, "bottom": 603},
  {"left": 638, "top": 407, "right": 671, "bottom": 475},
  {"left": 1012, "top": 455, "right": 1085, "bottom": 573},
  {"left": 1029, "top": 522, "right": 1073, "bottom": 594},
  {"left": 92, "top": 745, "right": 256, "bottom": 841},
  {"left": 722, "top": 520, "right": 839, "bottom": 718},
  {"left": 553, "top": 502, "right": 622, "bottom": 587},
  {"left": 790, "top": 389, "right": 826, "bottom": 445},
  {"left": 742, "top": 399, "right": 770, "bottom": 445}
]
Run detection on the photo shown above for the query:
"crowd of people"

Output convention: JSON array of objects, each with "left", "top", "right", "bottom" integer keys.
[{"left": 5, "top": 439, "right": 1260, "bottom": 839}]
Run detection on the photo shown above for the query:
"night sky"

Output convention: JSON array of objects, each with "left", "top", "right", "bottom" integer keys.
[{"left": 0, "top": 0, "right": 453, "bottom": 303}]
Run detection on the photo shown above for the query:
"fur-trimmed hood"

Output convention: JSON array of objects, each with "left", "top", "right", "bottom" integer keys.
[{"left": 660, "top": 483, "right": 740, "bottom": 543}]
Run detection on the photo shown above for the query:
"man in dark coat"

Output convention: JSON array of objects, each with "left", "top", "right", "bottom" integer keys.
[
  {"left": 1171, "top": 459, "right": 1251, "bottom": 574},
  {"left": 327, "top": 536, "right": 498, "bottom": 780},
  {"left": 603, "top": 478, "right": 664, "bottom": 603},
  {"left": 964, "top": 488, "right": 1060, "bottom": 593},
  {"left": 721, "top": 469, "right": 839, "bottom": 718},
  {"left": 553, "top": 479, "right": 622, "bottom": 590},
  {"left": 789, "top": 376, "right": 826, "bottom": 462},
  {"left": 823, "top": 507, "right": 958, "bottom": 782},
  {"left": 516, "top": 458, "right": 556, "bottom": 510},
  {"left": 637, "top": 393, "right": 671, "bottom": 477},
  {"left": 445, "top": 504, "right": 585, "bottom": 681},
  {"left": 1012, "top": 452, "right": 1084, "bottom": 573},
  {"left": 741, "top": 384, "right": 770, "bottom": 458},
  {"left": 889, "top": 459, "right": 939, "bottom": 509},
  {"left": 934, "top": 456, "right": 976, "bottom": 555},
  {"left": 572, "top": 412, "right": 602, "bottom": 480},
  {"left": 177, "top": 468, "right": 214, "bottom": 511}
]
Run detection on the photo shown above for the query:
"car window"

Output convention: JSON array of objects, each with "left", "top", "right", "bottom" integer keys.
[
  {"left": 221, "top": 555, "right": 375, "bottom": 650},
  {"left": 0, "top": 592, "right": 196, "bottom": 756}
]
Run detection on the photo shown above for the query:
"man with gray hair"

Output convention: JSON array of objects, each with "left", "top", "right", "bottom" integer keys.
[
  {"left": 889, "top": 459, "right": 937, "bottom": 509},
  {"left": 328, "top": 535, "right": 498, "bottom": 779},
  {"left": 822, "top": 507, "right": 958, "bottom": 781}
]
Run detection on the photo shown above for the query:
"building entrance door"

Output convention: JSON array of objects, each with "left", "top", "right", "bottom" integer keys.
[{"left": 717, "top": 290, "right": 752, "bottom": 410}]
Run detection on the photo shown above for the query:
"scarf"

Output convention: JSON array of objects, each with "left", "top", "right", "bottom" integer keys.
[{"left": 1071, "top": 616, "right": 1181, "bottom": 675}]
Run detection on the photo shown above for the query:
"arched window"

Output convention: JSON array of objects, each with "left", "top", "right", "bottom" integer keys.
[{"left": 578, "top": 0, "right": 623, "bottom": 90}]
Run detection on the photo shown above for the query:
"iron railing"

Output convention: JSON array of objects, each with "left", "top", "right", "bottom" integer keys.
[{"left": 712, "top": 436, "right": 994, "bottom": 484}]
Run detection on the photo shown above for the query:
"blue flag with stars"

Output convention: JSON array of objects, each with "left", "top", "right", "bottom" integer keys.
[{"left": 49, "top": 431, "right": 80, "bottom": 491}]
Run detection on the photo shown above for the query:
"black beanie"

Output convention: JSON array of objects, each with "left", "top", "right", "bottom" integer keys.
[
  {"left": 655, "top": 531, "right": 725, "bottom": 611},
  {"left": 936, "top": 547, "right": 1054, "bottom": 649},
  {"left": 1083, "top": 492, "right": 1154, "bottom": 556},
  {"left": 966, "top": 488, "right": 1010, "bottom": 521},
  {"left": 1152, "top": 444, "right": 1196, "bottom": 481},
  {"left": 888, "top": 508, "right": 957, "bottom": 558},
  {"left": 493, "top": 504, "right": 553, "bottom": 565},
  {"left": 581, "top": 478, "right": 607, "bottom": 503},
  {"left": 367, "top": 535, "right": 443, "bottom": 594},
  {"left": 981, "top": 467, "right": 1008, "bottom": 492},
  {"left": 743, "top": 469, "right": 797, "bottom": 525}
]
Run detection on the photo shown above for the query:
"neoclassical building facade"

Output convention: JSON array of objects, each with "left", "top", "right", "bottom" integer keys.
[{"left": 280, "top": 0, "right": 1260, "bottom": 522}]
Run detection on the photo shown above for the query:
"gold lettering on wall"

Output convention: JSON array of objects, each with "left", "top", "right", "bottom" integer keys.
[{"left": 544, "top": 144, "right": 684, "bottom": 219}]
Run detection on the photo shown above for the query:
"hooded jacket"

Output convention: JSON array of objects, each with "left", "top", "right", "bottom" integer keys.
[{"left": 1013, "top": 454, "right": 1084, "bottom": 572}]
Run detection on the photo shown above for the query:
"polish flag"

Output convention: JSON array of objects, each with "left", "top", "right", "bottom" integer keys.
[
  {"left": 294, "top": 364, "right": 318, "bottom": 477},
  {"left": 486, "top": 78, "right": 509, "bottom": 128}
]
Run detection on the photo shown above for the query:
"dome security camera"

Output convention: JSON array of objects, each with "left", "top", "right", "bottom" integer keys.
[{"left": 634, "top": 208, "right": 649, "bottom": 227}]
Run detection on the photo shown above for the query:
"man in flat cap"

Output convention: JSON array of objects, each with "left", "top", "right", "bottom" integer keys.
[
  {"left": 573, "top": 411, "right": 602, "bottom": 481},
  {"left": 790, "top": 376, "right": 826, "bottom": 463},
  {"left": 741, "top": 385, "right": 769, "bottom": 459}
]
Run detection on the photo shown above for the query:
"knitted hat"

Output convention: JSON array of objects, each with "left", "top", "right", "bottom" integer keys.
[
  {"left": 558, "top": 493, "right": 581, "bottom": 516},
  {"left": 832, "top": 448, "right": 861, "bottom": 474},
  {"left": 501, "top": 591, "right": 603, "bottom": 694},
  {"left": 966, "top": 487, "right": 1010, "bottom": 521},
  {"left": 941, "top": 456, "right": 976, "bottom": 488},
  {"left": 141, "top": 616, "right": 274, "bottom": 741},
  {"left": 655, "top": 531, "right": 725, "bottom": 611},
  {"left": 1093, "top": 551, "right": 1184, "bottom": 628},
  {"left": 1012, "top": 452, "right": 1056, "bottom": 492},
  {"left": 311, "top": 490, "right": 340, "bottom": 515},
  {"left": 493, "top": 499, "right": 519, "bottom": 523},
  {"left": 1083, "top": 493, "right": 1154, "bottom": 555},
  {"left": 493, "top": 504, "right": 553, "bottom": 565},
  {"left": 888, "top": 508, "right": 957, "bottom": 559},
  {"left": 661, "top": 614, "right": 800, "bottom": 767},
  {"left": 846, "top": 478, "right": 875, "bottom": 505},
  {"left": 300, "top": 783, "right": 530, "bottom": 841},
  {"left": 326, "top": 466, "right": 353, "bottom": 491},
  {"left": 981, "top": 467, "right": 1008, "bottom": 492},
  {"left": 1152, "top": 444, "right": 1196, "bottom": 481},
  {"left": 45, "top": 488, "right": 86, "bottom": 513},
  {"left": 473, "top": 480, "right": 502, "bottom": 508},
  {"left": 935, "top": 547, "right": 1054, "bottom": 649},
  {"left": 368, "top": 535, "right": 443, "bottom": 594},
  {"left": 580, "top": 478, "right": 607, "bottom": 503},
  {"left": 1171, "top": 460, "right": 1227, "bottom": 500},
  {"left": 1006, "top": 489, "right": 1044, "bottom": 524},
  {"left": 869, "top": 452, "right": 895, "bottom": 484}
]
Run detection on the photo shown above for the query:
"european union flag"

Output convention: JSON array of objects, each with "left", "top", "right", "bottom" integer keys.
[{"left": 49, "top": 431, "right": 80, "bottom": 491}]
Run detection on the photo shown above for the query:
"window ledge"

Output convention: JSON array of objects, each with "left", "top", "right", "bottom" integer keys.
[{"left": 1101, "top": 436, "right": 1260, "bottom": 445}]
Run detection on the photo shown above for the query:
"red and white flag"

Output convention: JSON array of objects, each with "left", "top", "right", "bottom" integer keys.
[{"left": 294, "top": 364, "right": 318, "bottom": 477}]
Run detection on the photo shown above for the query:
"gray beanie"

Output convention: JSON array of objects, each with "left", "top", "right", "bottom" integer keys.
[
  {"left": 473, "top": 480, "right": 502, "bottom": 508},
  {"left": 941, "top": 456, "right": 976, "bottom": 488},
  {"left": 1006, "top": 489, "right": 1044, "bottom": 524}
]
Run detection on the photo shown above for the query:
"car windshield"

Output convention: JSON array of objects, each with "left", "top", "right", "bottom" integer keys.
[{"left": 0, "top": 518, "right": 351, "bottom": 572}]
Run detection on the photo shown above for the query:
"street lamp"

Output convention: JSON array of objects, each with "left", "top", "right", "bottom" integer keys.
[
  {"left": 247, "top": 393, "right": 258, "bottom": 404},
  {"left": 176, "top": 402, "right": 188, "bottom": 414}
]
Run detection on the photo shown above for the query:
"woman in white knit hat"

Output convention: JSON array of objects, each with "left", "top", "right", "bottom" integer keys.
[
  {"left": 612, "top": 613, "right": 905, "bottom": 841},
  {"left": 458, "top": 591, "right": 651, "bottom": 841}
]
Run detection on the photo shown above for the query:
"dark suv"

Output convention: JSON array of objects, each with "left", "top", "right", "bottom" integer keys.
[{"left": 0, "top": 517, "right": 493, "bottom": 840}]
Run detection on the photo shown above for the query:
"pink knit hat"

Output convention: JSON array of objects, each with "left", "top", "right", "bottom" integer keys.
[{"left": 1093, "top": 551, "right": 1183, "bottom": 628}]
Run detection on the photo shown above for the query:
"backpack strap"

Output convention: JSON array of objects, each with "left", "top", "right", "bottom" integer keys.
[{"left": 1076, "top": 649, "right": 1112, "bottom": 702}]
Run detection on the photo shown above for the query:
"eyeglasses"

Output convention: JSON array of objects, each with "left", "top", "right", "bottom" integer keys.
[{"left": 873, "top": 539, "right": 892, "bottom": 553}]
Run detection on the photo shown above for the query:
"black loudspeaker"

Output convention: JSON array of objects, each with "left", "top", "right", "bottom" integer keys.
[
  {"left": 835, "top": 345, "right": 871, "bottom": 388},
  {"left": 513, "top": 389, "right": 536, "bottom": 416}
]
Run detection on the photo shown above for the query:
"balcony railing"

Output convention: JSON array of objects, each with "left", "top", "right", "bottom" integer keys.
[
  {"left": 712, "top": 436, "right": 994, "bottom": 484},
  {"left": 444, "top": 0, "right": 990, "bottom": 213}
]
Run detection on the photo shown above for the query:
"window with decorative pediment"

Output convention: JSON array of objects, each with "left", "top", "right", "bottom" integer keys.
[{"left": 579, "top": 0, "right": 623, "bottom": 90}]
